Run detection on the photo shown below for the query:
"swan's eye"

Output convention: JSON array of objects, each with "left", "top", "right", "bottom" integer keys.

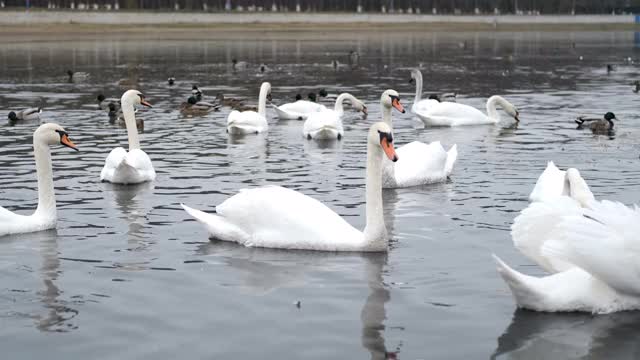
[{"left": 377, "top": 130, "right": 393, "bottom": 143}]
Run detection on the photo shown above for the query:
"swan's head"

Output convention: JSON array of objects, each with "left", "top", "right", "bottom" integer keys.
[
  {"left": 380, "top": 89, "right": 405, "bottom": 113},
  {"left": 307, "top": 93, "right": 317, "bottom": 102},
  {"left": 503, "top": 98, "right": 519, "bottom": 122},
  {"left": 369, "top": 122, "right": 398, "bottom": 162},
  {"left": 604, "top": 112, "right": 616, "bottom": 121},
  {"left": 8, "top": 111, "right": 18, "bottom": 121},
  {"left": 318, "top": 88, "right": 328, "bottom": 97},
  {"left": 121, "top": 89, "right": 152, "bottom": 108},
  {"left": 354, "top": 99, "right": 368, "bottom": 115},
  {"left": 409, "top": 68, "right": 422, "bottom": 84},
  {"left": 97, "top": 94, "right": 106, "bottom": 102},
  {"left": 260, "top": 82, "right": 272, "bottom": 102},
  {"left": 35, "top": 123, "right": 78, "bottom": 151}
]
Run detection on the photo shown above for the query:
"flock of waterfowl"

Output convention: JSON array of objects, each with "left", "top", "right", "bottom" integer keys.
[{"left": 2, "top": 65, "right": 638, "bottom": 315}]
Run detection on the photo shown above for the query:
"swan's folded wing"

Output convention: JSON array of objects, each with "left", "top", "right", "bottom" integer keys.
[
  {"left": 280, "top": 101, "right": 325, "bottom": 114},
  {"left": 421, "top": 102, "right": 487, "bottom": 124},
  {"left": 511, "top": 196, "right": 582, "bottom": 273},
  {"left": 529, "top": 161, "right": 567, "bottom": 202},
  {"left": 303, "top": 111, "right": 341, "bottom": 135},
  {"left": 392, "top": 141, "right": 449, "bottom": 185},
  {"left": 542, "top": 200, "right": 640, "bottom": 296}
]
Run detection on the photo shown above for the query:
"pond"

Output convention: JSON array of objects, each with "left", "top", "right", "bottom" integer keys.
[{"left": 1, "top": 29, "right": 640, "bottom": 359}]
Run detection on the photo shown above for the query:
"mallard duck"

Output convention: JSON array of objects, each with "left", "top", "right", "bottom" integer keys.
[
  {"left": 67, "top": 70, "right": 89, "bottom": 83},
  {"left": 180, "top": 96, "right": 219, "bottom": 115},
  {"left": 108, "top": 102, "right": 143, "bottom": 130},
  {"left": 191, "top": 85, "right": 203, "bottom": 102},
  {"left": 168, "top": 77, "right": 175, "bottom": 86},
  {"left": 575, "top": 112, "right": 616, "bottom": 135},
  {"left": 232, "top": 58, "right": 248, "bottom": 71},
  {"left": 8, "top": 108, "right": 41, "bottom": 122},
  {"left": 215, "top": 93, "right": 248, "bottom": 110}
]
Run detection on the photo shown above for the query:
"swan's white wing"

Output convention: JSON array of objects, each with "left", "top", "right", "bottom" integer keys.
[
  {"left": 206, "top": 186, "right": 363, "bottom": 250},
  {"left": 100, "top": 147, "right": 127, "bottom": 181},
  {"left": 511, "top": 196, "right": 581, "bottom": 273},
  {"left": 417, "top": 101, "right": 493, "bottom": 126},
  {"left": 386, "top": 141, "right": 454, "bottom": 187},
  {"left": 0, "top": 206, "right": 55, "bottom": 237},
  {"left": 543, "top": 200, "right": 640, "bottom": 296},
  {"left": 303, "top": 110, "right": 343, "bottom": 139},
  {"left": 411, "top": 99, "right": 440, "bottom": 113},
  {"left": 227, "top": 110, "right": 267, "bottom": 133},
  {"left": 529, "top": 161, "right": 568, "bottom": 202},
  {"left": 100, "top": 147, "right": 155, "bottom": 184}
]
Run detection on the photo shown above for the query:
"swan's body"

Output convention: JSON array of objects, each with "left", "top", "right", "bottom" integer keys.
[
  {"left": 227, "top": 82, "right": 271, "bottom": 134},
  {"left": 100, "top": 89, "right": 155, "bottom": 184},
  {"left": 378, "top": 89, "right": 458, "bottom": 188},
  {"left": 302, "top": 93, "right": 366, "bottom": 140},
  {"left": 415, "top": 95, "right": 519, "bottom": 127},
  {"left": 8, "top": 108, "right": 41, "bottom": 122},
  {"left": 182, "top": 121, "right": 399, "bottom": 252},
  {"left": 275, "top": 100, "right": 326, "bottom": 120},
  {"left": 0, "top": 123, "right": 78, "bottom": 237},
  {"left": 494, "top": 163, "right": 640, "bottom": 313}
]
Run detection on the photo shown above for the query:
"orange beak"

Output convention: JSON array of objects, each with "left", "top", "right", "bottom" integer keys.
[
  {"left": 141, "top": 99, "right": 152, "bottom": 108},
  {"left": 61, "top": 134, "right": 79, "bottom": 151},
  {"left": 380, "top": 137, "right": 398, "bottom": 162},
  {"left": 392, "top": 98, "right": 405, "bottom": 113}
]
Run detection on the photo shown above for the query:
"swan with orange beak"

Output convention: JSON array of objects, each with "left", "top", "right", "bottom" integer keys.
[{"left": 100, "top": 89, "right": 156, "bottom": 184}]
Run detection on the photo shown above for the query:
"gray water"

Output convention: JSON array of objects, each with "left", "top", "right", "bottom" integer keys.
[{"left": 1, "top": 30, "right": 640, "bottom": 359}]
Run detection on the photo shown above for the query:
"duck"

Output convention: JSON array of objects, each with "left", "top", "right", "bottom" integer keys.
[
  {"left": 0, "top": 123, "right": 78, "bottom": 237},
  {"left": 8, "top": 108, "right": 42, "bottom": 122},
  {"left": 67, "top": 69, "right": 89, "bottom": 83},
  {"left": 215, "top": 93, "right": 247, "bottom": 109},
  {"left": 575, "top": 112, "right": 616, "bottom": 135},
  {"left": 180, "top": 96, "right": 219, "bottom": 115},
  {"left": 168, "top": 77, "right": 175, "bottom": 86},
  {"left": 192, "top": 85, "right": 203, "bottom": 102},
  {"left": 97, "top": 94, "right": 120, "bottom": 111},
  {"left": 633, "top": 80, "right": 640, "bottom": 93},
  {"left": 348, "top": 50, "right": 360, "bottom": 67},
  {"left": 414, "top": 94, "right": 519, "bottom": 127},
  {"left": 227, "top": 82, "right": 271, "bottom": 135},
  {"left": 108, "top": 102, "right": 143, "bottom": 130},
  {"left": 232, "top": 58, "right": 248, "bottom": 71},
  {"left": 181, "top": 121, "right": 398, "bottom": 252},
  {"left": 493, "top": 163, "right": 640, "bottom": 314},
  {"left": 100, "top": 89, "right": 155, "bottom": 184},
  {"left": 275, "top": 92, "right": 327, "bottom": 121},
  {"left": 378, "top": 89, "right": 458, "bottom": 188},
  {"left": 302, "top": 93, "right": 367, "bottom": 140}
]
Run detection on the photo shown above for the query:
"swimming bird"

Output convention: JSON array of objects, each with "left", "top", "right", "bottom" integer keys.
[
  {"left": 181, "top": 121, "right": 398, "bottom": 252},
  {"left": 493, "top": 163, "right": 640, "bottom": 313},
  {"left": 0, "top": 123, "right": 78, "bottom": 237},
  {"left": 409, "top": 68, "right": 441, "bottom": 113},
  {"left": 108, "top": 102, "right": 143, "bottom": 130},
  {"left": 215, "top": 93, "right": 247, "bottom": 109},
  {"left": 575, "top": 112, "right": 616, "bottom": 135},
  {"left": 67, "top": 69, "right": 89, "bottom": 83},
  {"left": 180, "top": 96, "right": 219, "bottom": 115},
  {"left": 192, "top": 85, "right": 203, "bottom": 102},
  {"left": 275, "top": 92, "right": 328, "bottom": 121},
  {"left": 168, "top": 77, "right": 175, "bottom": 86},
  {"left": 607, "top": 64, "right": 615, "bottom": 74},
  {"left": 302, "top": 93, "right": 367, "bottom": 139},
  {"left": 97, "top": 94, "right": 120, "bottom": 111},
  {"left": 227, "top": 82, "right": 271, "bottom": 134},
  {"left": 414, "top": 94, "right": 519, "bottom": 127},
  {"left": 8, "top": 108, "right": 42, "bottom": 122},
  {"left": 100, "top": 89, "right": 155, "bottom": 184},
  {"left": 232, "top": 58, "right": 248, "bottom": 71},
  {"left": 378, "top": 89, "right": 457, "bottom": 188},
  {"left": 634, "top": 80, "right": 640, "bottom": 93}
]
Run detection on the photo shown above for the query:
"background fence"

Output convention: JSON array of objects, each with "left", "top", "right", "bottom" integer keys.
[{"left": 1, "top": 0, "right": 638, "bottom": 14}]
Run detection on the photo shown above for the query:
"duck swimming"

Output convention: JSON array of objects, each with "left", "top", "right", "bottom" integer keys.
[
  {"left": 8, "top": 108, "right": 42, "bottom": 122},
  {"left": 575, "top": 112, "right": 616, "bottom": 135},
  {"left": 97, "top": 94, "right": 121, "bottom": 111},
  {"left": 67, "top": 69, "right": 89, "bottom": 83},
  {"left": 180, "top": 96, "right": 219, "bottom": 115}
]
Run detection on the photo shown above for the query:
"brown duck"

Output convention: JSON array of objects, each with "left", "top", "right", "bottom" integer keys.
[{"left": 575, "top": 112, "right": 616, "bottom": 135}]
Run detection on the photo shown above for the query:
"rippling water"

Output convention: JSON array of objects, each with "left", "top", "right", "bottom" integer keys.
[{"left": 2, "top": 30, "right": 640, "bottom": 359}]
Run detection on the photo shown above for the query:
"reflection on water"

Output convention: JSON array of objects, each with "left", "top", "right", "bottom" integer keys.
[
  {"left": 492, "top": 310, "right": 640, "bottom": 359},
  {"left": 2, "top": 30, "right": 640, "bottom": 358}
]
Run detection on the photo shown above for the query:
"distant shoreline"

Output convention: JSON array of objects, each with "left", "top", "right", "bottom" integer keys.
[{"left": 0, "top": 11, "right": 637, "bottom": 39}]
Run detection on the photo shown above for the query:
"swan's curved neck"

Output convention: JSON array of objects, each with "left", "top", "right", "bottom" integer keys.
[
  {"left": 258, "top": 84, "right": 270, "bottom": 117},
  {"left": 381, "top": 105, "right": 393, "bottom": 130},
  {"left": 413, "top": 72, "right": 423, "bottom": 105},
  {"left": 122, "top": 100, "right": 140, "bottom": 151},
  {"left": 486, "top": 96, "right": 503, "bottom": 123},
  {"left": 334, "top": 93, "right": 355, "bottom": 115},
  {"left": 363, "top": 140, "right": 387, "bottom": 249},
  {"left": 33, "top": 140, "right": 56, "bottom": 220}
]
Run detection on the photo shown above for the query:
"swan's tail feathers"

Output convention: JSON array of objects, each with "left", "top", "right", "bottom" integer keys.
[
  {"left": 493, "top": 254, "right": 545, "bottom": 311},
  {"left": 445, "top": 144, "right": 458, "bottom": 176},
  {"left": 181, "top": 204, "right": 251, "bottom": 245},
  {"left": 566, "top": 168, "right": 595, "bottom": 207},
  {"left": 114, "top": 157, "right": 141, "bottom": 181}
]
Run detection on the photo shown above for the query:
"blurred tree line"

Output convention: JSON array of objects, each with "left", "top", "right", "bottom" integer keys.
[{"left": 2, "top": 0, "right": 639, "bottom": 14}]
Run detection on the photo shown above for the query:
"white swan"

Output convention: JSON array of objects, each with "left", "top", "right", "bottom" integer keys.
[
  {"left": 415, "top": 95, "right": 519, "bottom": 127},
  {"left": 378, "top": 89, "right": 457, "bottom": 188},
  {"left": 274, "top": 97, "right": 326, "bottom": 120},
  {"left": 493, "top": 164, "right": 640, "bottom": 313},
  {"left": 227, "top": 82, "right": 271, "bottom": 134},
  {"left": 409, "top": 68, "right": 441, "bottom": 113},
  {"left": 182, "top": 122, "right": 398, "bottom": 252},
  {"left": 100, "top": 89, "right": 155, "bottom": 184},
  {"left": 302, "top": 93, "right": 367, "bottom": 140},
  {"left": 0, "top": 123, "right": 78, "bottom": 237}
]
